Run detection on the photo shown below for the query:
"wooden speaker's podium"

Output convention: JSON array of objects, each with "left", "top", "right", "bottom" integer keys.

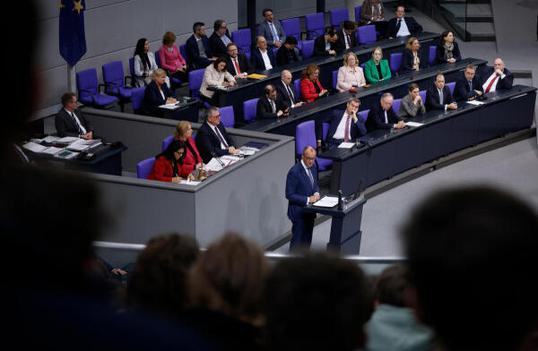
[{"left": 304, "top": 194, "right": 367, "bottom": 255}]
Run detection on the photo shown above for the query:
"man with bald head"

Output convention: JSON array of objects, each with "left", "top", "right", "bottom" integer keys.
[
  {"left": 251, "top": 36, "right": 276, "bottom": 71},
  {"left": 286, "top": 146, "right": 320, "bottom": 250},
  {"left": 366, "top": 93, "right": 406, "bottom": 132},
  {"left": 275, "top": 69, "right": 304, "bottom": 109},
  {"left": 481, "top": 58, "right": 513, "bottom": 93}
]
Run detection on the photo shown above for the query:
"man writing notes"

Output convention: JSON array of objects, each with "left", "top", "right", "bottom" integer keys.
[{"left": 286, "top": 146, "right": 320, "bottom": 251}]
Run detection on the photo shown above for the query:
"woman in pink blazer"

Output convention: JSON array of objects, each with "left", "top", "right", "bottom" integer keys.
[
  {"left": 300, "top": 64, "right": 328, "bottom": 103},
  {"left": 159, "top": 31, "right": 188, "bottom": 82},
  {"left": 336, "top": 52, "right": 367, "bottom": 93}
]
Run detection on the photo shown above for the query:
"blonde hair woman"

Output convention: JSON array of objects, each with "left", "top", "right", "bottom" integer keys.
[
  {"left": 364, "top": 46, "right": 391, "bottom": 84},
  {"left": 336, "top": 52, "right": 367, "bottom": 92}
]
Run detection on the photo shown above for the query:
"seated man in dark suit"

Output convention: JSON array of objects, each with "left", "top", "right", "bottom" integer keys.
[
  {"left": 276, "top": 36, "right": 300, "bottom": 66},
  {"left": 195, "top": 106, "right": 239, "bottom": 164},
  {"left": 256, "top": 84, "right": 289, "bottom": 120},
  {"left": 251, "top": 36, "right": 276, "bottom": 71},
  {"left": 209, "top": 19, "right": 232, "bottom": 58},
  {"left": 141, "top": 69, "right": 177, "bottom": 117},
  {"left": 386, "top": 5, "right": 423, "bottom": 39},
  {"left": 314, "top": 27, "right": 340, "bottom": 57},
  {"left": 285, "top": 146, "right": 320, "bottom": 251},
  {"left": 454, "top": 64, "right": 483, "bottom": 102},
  {"left": 336, "top": 21, "right": 357, "bottom": 51},
  {"left": 225, "top": 43, "right": 251, "bottom": 79},
  {"left": 185, "top": 22, "right": 216, "bottom": 70},
  {"left": 55, "top": 92, "right": 94, "bottom": 139},
  {"left": 325, "top": 98, "right": 367, "bottom": 147},
  {"left": 365, "top": 93, "right": 406, "bottom": 132},
  {"left": 275, "top": 70, "right": 304, "bottom": 109},
  {"left": 480, "top": 57, "right": 514, "bottom": 93},
  {"left": 426, "top": 73, "right": 458, "bottom": 112}
]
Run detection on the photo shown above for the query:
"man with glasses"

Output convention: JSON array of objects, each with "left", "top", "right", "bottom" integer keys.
[
  {"left": 209, "top": 19, "right": 232, "bottom": 57},
  {"left": 55, "top": 92, "right": 94, "bottom": 139},
  {"left": 286, "top": 146, "right": 320, "bottom": 251},
  {"left": 186, "top": 22, "right": 216, "bottom": 70},
  {"left": 195, "top": 106, "right": 239, "bottom": 164},
  {"left": 258, "top": 8, "right": 286, "bottom": 48},
  {"left": 224, "top": 43, "right": 251, "bottom": 79}
]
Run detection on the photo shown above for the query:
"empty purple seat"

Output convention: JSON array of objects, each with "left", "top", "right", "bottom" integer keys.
[
  {"left": 161, "top": 135, "right": 174, "bottom": 151},
  {"left": 354, "top": 5, "right": 362, "bottom": 22},
  {"left": 357, "top": 25, "right": 377, "bottom": 44},
  {"left": 243, "top": 98, "right": 259, "bottom": 123},
  {"left": 295, "top": 120, "right": 332, "bottom": 171},
  {"left": 220, "top": 105, "right": 235, "bottom": 128},
  {"left": 281, "top": 17, "right": 301, "bottom": 40},
  {"left": 392, "top": 98, "right": 401, "bottom": 115},
  {"left": 154, "top": 50, "right": 161, "bottom": 67},
  {"left": 447, "top": 81, "right": 456, "bottom": 95},
  {"left": 330, "top": 8, "right": 349, "bottom": 29},
  {"left": 179, "top": 44, "right": 188, "bottom": 67},
  {"left": 305, "top": 13, "right": 325, "bottom": 39},
  {"left": 301, "top": 39, "right": 315, "bottom": 59},
  {"left": 389, "top": 52, "right": 403, "bottom": 74},
  {"left": 428, "top": 45, "right": 437, "bottom": 66},
  {"left": 102, "top": 61, "right": 134, "bottom": 111},
  {"left": 76, "top": 68, "right": 118, "bottom": 109},
  {"left": 293, "top": 79, "right": 301, "bottom": 98},
  {"left": 136, "top": 157, "right": 155, "bottom": 179},
  {"left": 188, "top": 68, "right": 205, "bottom": 98},
  {"left": 232, "top": 28, "right": 252, "bottom": 58},
  {"left": 358, "top": 109, "right": 370, "bottom": 123},
  {"left": 131, "top": 87, "right": 145, "bottom": 114}
]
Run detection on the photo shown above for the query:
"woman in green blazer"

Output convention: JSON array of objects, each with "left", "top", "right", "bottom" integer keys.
[{"left": 364, "top": 46, "right": 392, "bottom": 84}]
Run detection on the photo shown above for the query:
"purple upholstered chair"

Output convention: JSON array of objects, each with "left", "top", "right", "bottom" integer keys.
[
  {"left": 102, "top": 61, "right": 134, "bottom": 111},
  {"left": 305, "top": 13, "right": 325, "bottom": 39},
  {"left": 428, "top": 45, "right": 437, "bottom": 66},
  {"left": 76, "top": 68, "right": 118, "bottom": 109},
  {"left": 358, "top": 109, "right": 370, "bottom": 123},
  {"left": 330, "top": 8, "right": 349, "bottom": 29},
  {"left": 219, "top": 105, "right": 235, "bottom": 128},
  {"left": 293, "top": 78, "right": 301, "bottom": 99},
  {"left": 161, "top": 135, "right": 174, "bottom": 151},
  {"left": 392, "top": 98, "right": 402, "bottom": 115},
  {"left": 131, "top": 87, "right": 145, "bottom": 114},
  {"left": 357, "top": 25, "right": 377, "bottom": 44},
  {"left": 354, "top": 5, "right": 362, "bottom": 22},
  {"left": 281, "top": 17, "right": 302, "bottom": 41},
  {"left": 188, "top": 68, "right": 205, "bottom": 98},
  {"left": 128, "top": 57, "right": 138, "bottom": 87},
  {"left": 390, "top": 52, "right": 403, "bottom": 74},
  {"left": 419, "top": 90, "right": 426, "bottom": 103},
  {"left": 301, "top": 39, "right": 315, "bottom": 59},
  {"left": 136, "top": 157, "right": 156, "bottom": 179},
  {"left": 447, "top": 81, "right": 456, "bottom": 96},
  {"left": 232, "top": 28, "right": 252, "bottom": 58},
  {"left": 243, "top": 98, "right": 259, "bottom": 123},
  {"left": 154, "top": 50, "right": 161, "bottom": 67},
  {"left": 179, "top": 44, "right": 188, "bottom": 67},
  {"left": 295, "top": 120, "right": 332, "bottom": 171},
  {"left": 332, "top": 70, "right": 338, "bottom": 90}
]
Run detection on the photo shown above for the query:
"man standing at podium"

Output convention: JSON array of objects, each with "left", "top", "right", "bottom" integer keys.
[{"left": 286, "top": 146, "right": 320, "bottom": 251}]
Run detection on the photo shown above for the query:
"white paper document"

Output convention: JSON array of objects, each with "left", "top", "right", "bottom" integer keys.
[
  {"left": 338, "top": 142, "right": 355, "bottom": 149},
  {"left": 466, "top": 100, "right": 484, "bottom": 106},
  {"left": 41, "top": 146, "right": 63, "bottom": 155},
  {"left": 67, "top": 139, "right": 102, "bottom": 151},
  {"left": 239, "top": 146, "right": 259, "bottom": 156},
  {"left": 56, "top": 136, "right": 80, "bottom": 144},
  {"left": 179, "top": 180, "right": 201, "bottom": 186},
  {"left": 313, "top": 196, "right": 339, "bottom": 208},
  {"left": 205, "top": 158, "right": 224, "bottom": 172},
  {"left": 158, "top": 103, "right": 180, "bottom": 110},
  {"left": 42, "top": 136, "right": 61, "bottom": 143},
  {"left": 406, "top": 121, "right": 424, "bottom": 127},
  {"left": 22, "top": 141, "right": 48, "bottom": 153},
  {"left": 220, "top": 155, "right": 242, "bottom": 166}
]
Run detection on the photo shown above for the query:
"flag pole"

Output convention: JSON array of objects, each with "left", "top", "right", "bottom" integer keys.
[{"left": 67, "top": 65, "right": 76, "bottom": 93}]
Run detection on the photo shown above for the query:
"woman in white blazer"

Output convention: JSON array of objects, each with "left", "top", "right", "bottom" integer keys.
[
  {"left": 336, "top": 52, "right": 367, "bottom": 93},
  {"left": 199, "top": 57, "right": 236, "bottom": 106}
]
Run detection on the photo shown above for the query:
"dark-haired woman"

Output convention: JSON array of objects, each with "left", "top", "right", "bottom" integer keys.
[
  {"left": 133, "top": 38, "right": 162, "bottom": 87},
  {"left": 436, "top": 30, "right": 462, "bottom": 64},
  {"left": 148, "top": 140, "right": 186, "bottom": 183}
]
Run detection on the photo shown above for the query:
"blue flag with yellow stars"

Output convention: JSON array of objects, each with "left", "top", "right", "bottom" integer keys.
[{"left": 59, "top": 0, "right": 87, "bottom": 66}]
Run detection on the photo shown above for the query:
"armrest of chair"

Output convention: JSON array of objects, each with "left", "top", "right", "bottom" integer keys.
[
  {"left": 125, "top": 75, "right": 134, "bottom": 88},
  {"left": 98, "top": 83, "right": 107, "bottom": 94}
]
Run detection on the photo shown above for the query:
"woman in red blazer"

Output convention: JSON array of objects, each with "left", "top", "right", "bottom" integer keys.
[
  {"left": 148, "top": 140, "right": 186, "bottom": 183},
  {"left": 300, "top": 63, "right": 329, "bottom": 103},
  {"left": 175, "top": 121, "right": 203, "bottom": 177}
]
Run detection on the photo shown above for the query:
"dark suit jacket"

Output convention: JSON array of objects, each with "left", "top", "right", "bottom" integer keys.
[
  {"left": 386, "top": 16, "right": 423, "bottom": 38},
  {"left": 426, "top": 84, "right": 455, "bottom": 111},
  {"left": 275, "top": 80, "right": 299, "bottom": 108},
  {"left": 326, "top": 109, "right": 367, "bottom": 144},
  {"left": 250, "top": 48, "right": 276, "bottom": 71},
  {"left": 365, "top": 103, "right": 401, "bottom": 132},
  {"left": 209, "top": 31, "right": 231, "bottom": 58},
  {"left": 185, "top": 34, "right": 213, "bottom": 70},
  {"left": 313, "top": 36, "right": 341, "bottom": 57},
  {"left": 286, "top": 162, "right": 319, "bottom": 221},
  {"left": 399, "top": 48, "right": 427, "bottom": 74},
  {"left": 454, "top": 73, "right": 483, "bottom": 102},
  {"left": 55, "top": 108, "right": 92, "bottom": 137},
  {"left": 195, "top": 122, "right": 235, "bottom": 164},
  {"left": 225, "top": 54, "right": 251, "bottom": 76},
  {"left": 480, "top": 66, "right": 514, "bottom": 91},
  {"left": 256, "top": 97, "right": 288, "bottom": 120},
  {"left": 435, "top": 41, "right": 462, "bottom": 64},
  {"left": 336, "top": 29, "right": 357, "bottom": 51},
  {"left": 142, "top": 81, "right": 174, "bottom": 117},
  {"left": 276, "top": 46, "right": 300, "bottom": 66}
]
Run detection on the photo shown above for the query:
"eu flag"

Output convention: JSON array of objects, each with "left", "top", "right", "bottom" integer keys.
[{"left": 59, "top": 0, "right": 87, "bottom": 66}]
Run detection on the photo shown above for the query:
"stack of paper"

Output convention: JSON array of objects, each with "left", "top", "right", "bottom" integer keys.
[
  {"left": 313, "top": 196, "right": 339, "bottom": 208},
  {"left": 338, "top": 142, "right": 355, "bottom": 149},
  {"left": 406, "top": 121, "right": 424, "bottom": 128},
  {"left": 220, "top": 155, "right": 241, "bottom": 166},
  {"left": 466, "top": 100, "right": 484, "bottom": 106},
  {"left": 239, "top": 146, "right": 259, "bottom": 156},
  {"left": 205, "top": 158, "right": 224, "bottom": 172},
  {"left": 158, "top": 103, "right": 180, "bottom": 110},
  {"left": 22, "top": 141, "right": 48, "bottom": 153},
  {"left": 67, "top": 139, "right": 102, "bottom": 151},
  {"left": 41, "top": 147, "right": 63, "bottom": 155},
  {"left": 56, "top": 136, "right": 80, "bottom": 144}
]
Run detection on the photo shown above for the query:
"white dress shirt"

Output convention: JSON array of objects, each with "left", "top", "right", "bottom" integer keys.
[
  {"left": 259, "top": 49, "right": 273, "bottom": 70},
  {"left": 396, "top": 18, "right": 411, "bottom": 37},
  {"left": 65, "top": 108, "right": 86, "bottom": 134},
  {"left": 333, "top": 112, "right": 352, "bottom": 140},
  {"left": 209, "top": 124, "right": 228, "bottom": 149},
  {"left": 482, "top": 71, "right": 505, "bottom": 93}
]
